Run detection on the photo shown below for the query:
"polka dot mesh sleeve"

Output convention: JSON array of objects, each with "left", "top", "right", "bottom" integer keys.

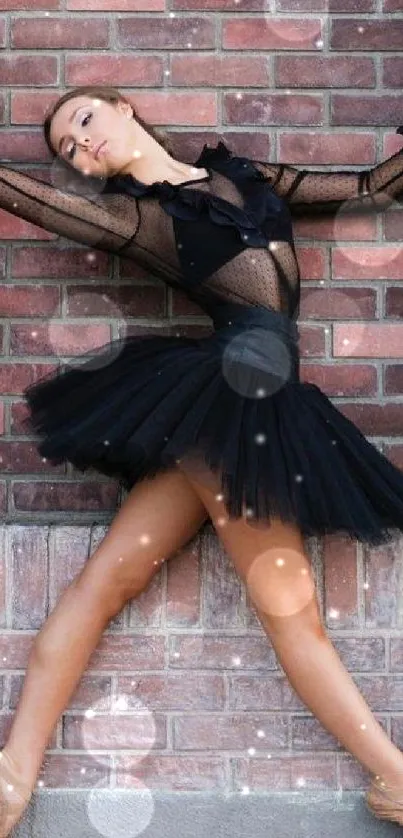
[
  {"left": 0, "top": 165, "right": 186, "bottom": 290},
  {"left": 252, "top": 142, "right": 403, "bottom": 216}
]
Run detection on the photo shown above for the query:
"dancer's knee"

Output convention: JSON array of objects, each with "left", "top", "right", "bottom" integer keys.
[{"left": 245, "top": 546, "right": 317, "bottom": 618}]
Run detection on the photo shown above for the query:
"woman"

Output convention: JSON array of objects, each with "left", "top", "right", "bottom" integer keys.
[{"left": 0, "top": 85, "right": 403, "bottom": 834}]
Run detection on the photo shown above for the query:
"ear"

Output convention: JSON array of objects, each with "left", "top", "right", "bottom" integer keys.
[{"left": 117, "top": 100, "right": 133, "bottom": 120}]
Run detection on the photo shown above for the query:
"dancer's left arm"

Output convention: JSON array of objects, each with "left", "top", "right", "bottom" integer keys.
[{"left": 252, "top": 128, "right": 403, "bottom": 215}]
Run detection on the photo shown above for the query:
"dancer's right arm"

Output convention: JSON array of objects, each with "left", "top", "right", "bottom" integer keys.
[{"left": 0, "top": 166, "right": 139, "bottom": 252}]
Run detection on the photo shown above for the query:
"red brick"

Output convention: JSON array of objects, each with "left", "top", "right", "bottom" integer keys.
[
  {"left": 364, "top": 541, "right": 403, "bottom": 628},
  {"left": 0, "top": 284, "right": 59, "bottom": 317},
  {"left": 166, "top": 538, "right": 202, "bottom": 626},
  {"left": 233, "top": 753, "right": 338, "bottom": 790},
  {"left": 223, "top": 17, "right": 322, "bottom": 50},
  {"left": 117, "top": 673, "right": 225, "bottom": 710},
  {"left": 117, "top": 16, "right": 215, "bottom": 50},
  {"left": 170, "top": 633, "right": 280, "bottom": 670},
  {"left": 66, "top": 54, "right": 163, "bottom": 87},
  {"left": 171, "top": 54, "right": 270, "bottom": 87},
  {"left": 332, "top": 246, "right": 403, "bottom": 280},
  {"left": 331, "top": 19, "right": 403, "bottom": 51},
  {"left": 12, "top": 481, "right": 120, "bottom": 513},
  {"left": 300, "top": 364, "right": 377, "bottom": 396},
  {"left": 116, "top": 754, "right": 226, "bottom": 791},
  {"left": 0, "top": 56, "right": 57, "bottom": 85},
  {"left": 11, "top": 17, "right": 109, "bottom": 49},
  {"left": 323, "top": 537, "right": 359, "bottom": 627},
  {"left": 276, "top": 56, "right": 375, "bottom": 88},
  {"left": 334, "top": 323, "right": 403, "bottom": 358},
  {"left": 174, "top": 713, "right": 288, "bottom": 750},
  {"left": 9, "top": 525, "right": 48, "bottom": 628},
  {"left": 38, "top": 752, "right": 110, "bottom": 788},
  {"left": 224, "top": 91, "right": 324, "bottom": 127},
  {"left": 63, "top": 712, "right": 167, "bottom": 749}
]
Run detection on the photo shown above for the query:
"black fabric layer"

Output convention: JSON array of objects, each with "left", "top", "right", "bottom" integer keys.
[{"left": 23, "top": 301, "right": 403, "bottom": 546}]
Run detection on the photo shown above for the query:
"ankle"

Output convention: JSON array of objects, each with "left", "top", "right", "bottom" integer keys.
[
  {"left": 373, "top": 768, "right": 403, "bottom": 788},
  {"left": 0, "top": 747, "right": 38, "bottom": 792}
]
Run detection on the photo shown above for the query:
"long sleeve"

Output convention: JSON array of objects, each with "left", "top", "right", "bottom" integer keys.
[
  {"left": 0, "top": 165, "right": 185, "bottom": 289},
  {"left": 0, "top": 166, "right": 138, "bottom": 252},
  {"left": 252, "top": 132, "right": 403, "bottom": 216}
]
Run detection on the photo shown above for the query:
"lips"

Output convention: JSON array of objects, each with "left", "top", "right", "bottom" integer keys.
[{"left": 95, "top": 141, "right": 107, "bottom": 160}]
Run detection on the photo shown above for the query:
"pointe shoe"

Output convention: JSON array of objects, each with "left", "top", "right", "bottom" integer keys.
[
  {"left": 0, "top": 749, "right": 33, "bottom": 837},
  {"left": 366, "top": 774, "right": 403, "bottom": 826}
]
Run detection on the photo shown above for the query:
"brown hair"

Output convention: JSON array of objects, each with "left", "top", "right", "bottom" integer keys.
[{"left": 43, "top": 85, "right": 175, "bottom": 190}]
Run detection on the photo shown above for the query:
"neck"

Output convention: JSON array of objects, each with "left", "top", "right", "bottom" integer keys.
[{"left": 118, "top": 146, "right": 203, "bottom": 185}]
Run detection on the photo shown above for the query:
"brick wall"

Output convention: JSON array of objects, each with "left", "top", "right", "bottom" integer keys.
[{"left": 0, "top": 0, "right": 402, "bottom": 798}]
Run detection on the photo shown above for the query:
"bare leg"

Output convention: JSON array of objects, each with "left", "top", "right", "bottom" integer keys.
[
  {"left": 1, "top": 468, "right": 208, "bottom": 833},
  {"left": 182, "top": 467, "right": 403, "bottom": 786}
]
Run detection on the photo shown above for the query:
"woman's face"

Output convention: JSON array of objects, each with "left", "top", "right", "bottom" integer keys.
[{"left": 49, "top": 95, "right": 138, "bottom": 178}]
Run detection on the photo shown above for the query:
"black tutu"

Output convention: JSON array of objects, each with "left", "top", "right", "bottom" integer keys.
[{"left": 22, "top": 301, "right": 403, "bottom": 546}]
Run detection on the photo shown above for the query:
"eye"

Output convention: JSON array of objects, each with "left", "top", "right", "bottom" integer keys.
[{"left": 66, "top": 112, "right": 92, "bottom": 160}]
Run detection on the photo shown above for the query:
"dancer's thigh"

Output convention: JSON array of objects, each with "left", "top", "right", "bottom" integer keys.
[
  {"left": 78, "top": 467, "right": 210, "bottom": 602},
  {"left": 178, "top": 462, "right": 316, "bottom": 619}
]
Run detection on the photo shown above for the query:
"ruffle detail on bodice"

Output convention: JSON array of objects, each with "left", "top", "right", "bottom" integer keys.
[{"left": 103, "top": 140, "right": 289, "bottom": 249}]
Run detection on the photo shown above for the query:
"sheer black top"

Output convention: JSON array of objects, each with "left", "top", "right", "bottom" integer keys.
[{"left": 1, "top": 135, "right": 403, "bottom": 326}]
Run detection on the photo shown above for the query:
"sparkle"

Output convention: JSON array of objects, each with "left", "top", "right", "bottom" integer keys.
[
  {"left": 245, "top": 507, "right": 254, "bottom": 518},
  {"left": 215, "top": 493, "right": 224, "bottom": 501},
  {"left": 216, "top": 516, "right": 228, "bottom": 527},
  {"left": 256, "top": 729, "right": 265, "bottom": 738},
  {"left": 254, "top": 433, "right": 266, "bottom": 445},
  {"left": 248, "top": 747, "right": 256, "bottom": 756},
  {"left": 328, "top": 608, "right": 340, "bottom": 619},
  {"left": 80, "top": 768, "right": 86, "bottom": 774},
  {"left": 363, "top": 582, "right": 369, "bottom": 590},
  {"left": 235, "top": 92, "right": 243, "bottom": 100},
  {"left": 139, "top": 534, "right": 151, "bottom": 545},
  {"left": 232, "top": 656, "right": 241, "bottom": 666},
  {"left": 113, "top": 696, "right": 129, "bottom": 711},
  {"left": 132, "top": 149, "right": 142, "bottom": 159},
  {"left": 275, "top": 558, "right": 285, "bottom": 567},
  {"left": 296, "top": 776, "right": 306, "bottom": 787},
  {"left": 118, "top": 557, "right": 123, "bottom": 563},
  {"left": 241, "top": 786, "right": 250, "bottom": 795},
  {"left": 343, "top": 338, "right": 349, "bottom": 345},
  {"left": 85, "top": 708, "right": 96, "bottom": 718},
  {"left": 31, "top": 331, "right": 37, "bottom": 337},
  {"left": 357, "top": 25, "right": 364, "bottom": 33},
  {"left": 173, "top": 652, "right": 180, "bottom": 658},
  {"left": 315, "top": 38, "right": 323, "bottom": 48},
  {"left": 7, "top": 784, "right": 13, "bottom": 792},
  {"left": 295, "top": 474, "right": 304, "bottom": 483},
  {"left": 103, "top": 440, "right": 110, "bottom": 446},
  {"left": 360, "top": 723, "right": 367, "bottom": 730},
  {"left": 37, "top": 779, "right": 45, "bottom": 786},
  {"left": 256, "top": 388, "right": 267, "bottom": 398}
]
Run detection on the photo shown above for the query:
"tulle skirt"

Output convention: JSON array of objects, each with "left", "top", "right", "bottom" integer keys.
[{"left": 22, "top": 301, "right": 403, "bottom": 546}]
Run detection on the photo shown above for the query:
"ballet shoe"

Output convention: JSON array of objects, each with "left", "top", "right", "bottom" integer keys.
[
  {"left": 366, "top": 774, "right": 403, "bottom": 826},
  {"left": 0, "top": 749, "right": 33, "bottom": 837}
]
